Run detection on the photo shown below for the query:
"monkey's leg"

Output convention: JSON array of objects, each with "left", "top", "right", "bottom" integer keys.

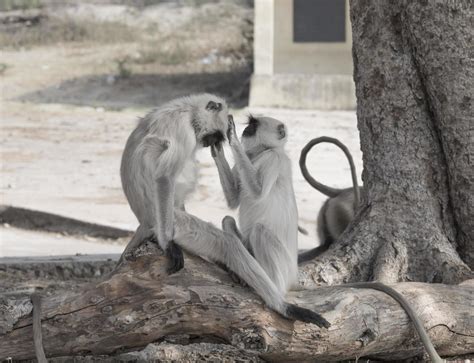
[
  {"left": 117, "top": 224, "right": 153, "bottom": 265},
  {"left": 221, "top": 215, "right": 244, "bottom": 245},
  {"left": 298, "top": 200, "right": 333, "bottom": 264},
  {"left": 155, "top": 176, "right": 184, "bottom": 274},
  {"left": 173, "top": 211, "right": 329, "bottom": 328},
  {"left": 222, "top": 215, "right": 254, "bottom": 258},
  {"left": 247, "top": 224, "right": 296, "bottom": 294},
  {"left": 221, "top": 216, "right": 248, "bottom": 286}
]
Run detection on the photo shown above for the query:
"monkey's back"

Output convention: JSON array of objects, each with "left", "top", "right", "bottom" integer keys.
[
  {"left": 121, "top": 117, "right": 155, "bottom": 227},
  {"left": 120, "top": 111, "right": 198, "bottom": 228}
]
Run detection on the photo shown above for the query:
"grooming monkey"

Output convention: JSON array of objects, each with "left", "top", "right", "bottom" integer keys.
[
  {"left": 297, "top": 138, "right": 443, "bottom": 362},
  {"left": 211, "top": 115, "right": 309, "bottom": 301},
  {"left": 119, "top": 93, "right": 228, "bottom": 272},
  {"left": 298, "top": 136, "right": 363, "bottom": 264},
  {"left": 119, "top": 95, "right": 328, "bottom": 326}
]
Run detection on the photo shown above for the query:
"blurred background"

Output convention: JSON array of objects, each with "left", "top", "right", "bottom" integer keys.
[{"left": 0, "top": 0, "right": 361, "bottom": 261}]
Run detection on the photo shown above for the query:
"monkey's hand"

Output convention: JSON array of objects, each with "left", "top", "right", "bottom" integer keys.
[
  {"left": 165, "top": 240, "right": 184, "bottom": 274},
  {"left": 210, "top": 142, "right": 223, "bottom": 158},
  {"left": 227, "top": 115, "right": 238, "bottom": 146}
]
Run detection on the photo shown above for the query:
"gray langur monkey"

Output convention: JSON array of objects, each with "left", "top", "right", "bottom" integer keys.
[
  {"left": 210, "top": 115, "right": 329, "bottom": 328},
  {"left": 119, "top": 93, "right": 229, "bottom": 272},
  {"left": 297, "top": 136, "right": 363, "bottom": 264},
  {"left": 119, "top": 95, "right": 329, "bottom": 326}
]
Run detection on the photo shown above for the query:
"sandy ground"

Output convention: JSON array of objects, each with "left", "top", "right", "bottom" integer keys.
[
  {"left": 0, "top": 226, "right": 124, "bottom": 256},
  {"left": 0, "top": 42, "right": 361, "bottom": 257},
  {"left": 0, "top": 101, "right": 361, "bottom": 255}
]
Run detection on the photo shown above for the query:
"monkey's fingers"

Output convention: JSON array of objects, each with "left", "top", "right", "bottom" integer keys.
[
  {"left": 286, "top": 304, "right": 331, "bottom": 328},
  {"left": 227, "top": 115, "right": 236, "bottom": 142},
  {"left": 211, "top": 143, "right": 223, "bottom": 158},
  {"left": 165, "top": 241, "right": 184, "bottom": 274},
  {"left": 228, "top": 270, "right": 248, "bottom": 287}
]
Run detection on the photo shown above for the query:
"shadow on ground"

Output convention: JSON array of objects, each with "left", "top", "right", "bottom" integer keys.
[{"left": 16, "top": 69, "right": 251, "bottom": 109}]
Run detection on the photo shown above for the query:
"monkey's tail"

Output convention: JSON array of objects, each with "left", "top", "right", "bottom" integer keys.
[
  {"left": 31, "top": 293, "right": 48, "bottom": 363},
  {"left": 297, "top": 244, "right": 329, "bottom": 264},
  {"left": 173, "top": 212, "right": 330, "bottom": 328},
  {"left": 300, "top": 136, "right": 360, "bottom": 208},
  {"left": 284, "top": 303, "right": 331, "bottom": 328},
  {"left": 342, "top": 282, "right": 443, "bottom": 363}
]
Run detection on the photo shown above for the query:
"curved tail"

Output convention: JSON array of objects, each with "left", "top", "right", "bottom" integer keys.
[
  {"left": 298, "top": 244, "right": 330, "bottom": 264},
  {"left": 300, "top": 136, "right": 360, "bottom": 210},
  {"left": 343, "top": 282, "right": 443, "bottom": 363}
]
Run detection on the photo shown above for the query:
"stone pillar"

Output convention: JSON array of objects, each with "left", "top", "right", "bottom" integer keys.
[{"left": 250, "top": 0, "right": 356, "bottom": 110}]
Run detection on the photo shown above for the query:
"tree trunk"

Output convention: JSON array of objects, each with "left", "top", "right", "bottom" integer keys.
[
  {"left": 1, "top": 250, "right": 473, "bottom": 361},
  {"left": 301, "top": 1, "right": 473, "bottom": 287}
]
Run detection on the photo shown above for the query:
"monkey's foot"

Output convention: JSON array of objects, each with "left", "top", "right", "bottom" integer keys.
[
  {"left": 165, "top": 241, "right": 184, "bottom": 274},
  {"left": 228, "top": 271, "right": 248, "bottom": 287},
  {"left": 215, "top": 261, "right": 248, "bottom": 287}
]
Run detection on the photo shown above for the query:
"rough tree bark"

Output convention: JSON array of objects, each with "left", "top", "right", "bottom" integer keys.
[
  {"left": 1, "top": 249, "right": 473, "bottom": 361},
  {"left": 301, "top": 0, "right": 473, "bottom": 287}
]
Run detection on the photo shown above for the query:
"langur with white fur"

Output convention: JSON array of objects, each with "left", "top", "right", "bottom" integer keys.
[
  {"left": 211, "top": 116, "right": 300, "bottom": 298},
  {"left": 119, "top": 93, "right": 228, "bottom": 272}
]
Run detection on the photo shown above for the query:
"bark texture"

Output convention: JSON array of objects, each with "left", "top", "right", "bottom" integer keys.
[
  {"left": 301, "top": 0, "right": 473, "bottom": 287},
  {"left": 1, "top": 251, "right": 473, "bottom": 362}
]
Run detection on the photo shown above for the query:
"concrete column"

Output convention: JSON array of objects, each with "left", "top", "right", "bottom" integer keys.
[{"left": 250, "top": 0, "right": 356, "bottom": 110}]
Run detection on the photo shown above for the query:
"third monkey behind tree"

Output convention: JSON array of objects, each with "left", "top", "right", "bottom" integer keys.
[{"left": 298, "top": 136, "right": 363, "bottom": 264}]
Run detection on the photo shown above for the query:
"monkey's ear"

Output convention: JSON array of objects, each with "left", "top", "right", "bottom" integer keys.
[
  {"left": 277, "top": 124, "right": 286, "bottom": 139},
  {"left": 206, "top": 101, "right": 222, "bottom": 112}
]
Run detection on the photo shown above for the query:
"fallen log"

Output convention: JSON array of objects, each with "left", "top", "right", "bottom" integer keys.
[
  {"left": 0, "top": 247, "right": 472, "bottom": 361},
  {"left": 0, "top": 205, "right": 132, "bottom": 240}
]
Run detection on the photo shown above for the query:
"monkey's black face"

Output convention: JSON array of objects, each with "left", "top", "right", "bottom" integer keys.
[
  {"left": 242, "top": 116, "right": 259, "bottom": 138},
  {"left": 201, "top": 130, "right": 225, "bottom": 147}
]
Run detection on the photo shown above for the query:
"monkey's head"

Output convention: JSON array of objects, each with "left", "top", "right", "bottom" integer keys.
[
  {"left": 241, "top": 115, "right": 288, "bottom": 150},
  {"left": 190, "top": 94, "right": 229, "bottom": 148}
]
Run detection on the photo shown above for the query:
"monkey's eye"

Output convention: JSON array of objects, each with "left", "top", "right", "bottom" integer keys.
[{"left": 206, "top": 101, "right": 222, "bottom": 112}]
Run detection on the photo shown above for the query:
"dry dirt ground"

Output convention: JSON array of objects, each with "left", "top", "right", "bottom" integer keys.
[{"left": 0, "top": 1, "right": 361, "bottom": 257}]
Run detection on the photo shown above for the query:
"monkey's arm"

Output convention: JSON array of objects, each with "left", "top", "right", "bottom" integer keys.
[
  {"left": 143, "top": 135, "right": 184, "bottom": 274},
  {"left": 231, "top": 144, "right": 280, "bottom": 200},
  {"left": 227, "top": 119, "right": 263, "bottom": 197},
  {"left": 155, "top": 177, "right": 183, "bottom": 273},
  {"left": 211, "top": 143, "right": 241, "bottom": 209}
]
